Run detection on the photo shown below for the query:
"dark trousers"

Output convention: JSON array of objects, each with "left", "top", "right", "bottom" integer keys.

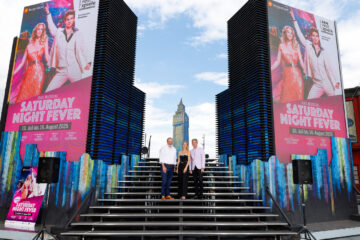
[
  {"left": 193, "top": 167, "right": 203, "bottom": 197},
  {"left": 178, "top": 159, "right": 189, "bottom": 197},
  {"left": 161, "top": 164, "right": 174, "bottom": 196}
]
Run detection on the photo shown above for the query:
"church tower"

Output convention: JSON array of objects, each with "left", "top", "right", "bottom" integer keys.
[{"left": 173, "top": 99, "right": 189, "bottom": 154}]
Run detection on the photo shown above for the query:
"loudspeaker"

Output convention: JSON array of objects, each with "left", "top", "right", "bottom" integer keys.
[
  {"left": 292, "top": 159, "right": 313, "bottom": 184},
  {"left": 141, "top": 146, "right": 148, "bottom": 155},
  {"left": 37, "top": 157, "right": 60, "bottom": 184}
]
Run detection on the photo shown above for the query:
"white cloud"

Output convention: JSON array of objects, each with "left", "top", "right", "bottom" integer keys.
[
  {"left": 145, "top": 101, "right": 217, "bottom": 159},
  {"left": 143, "top": 103, "right": 173, "bottom": 158},
  {"left": 134, "top": 78, "right": 184, "bottom": 100},
  {"left": 125, "top": 0, "right": 247, "bottom": 45},
  {"left": 268, "top": 0, "right": 347, "bottom": 20},
  {"left": 195, "top": 72, "right": 228, "bottom": 86},
  {"left": 0, "top": 87, "right": 5, "bottom": 115},
  {"left": 125, "top": 0, "right": 347, "bottom": 45},
  {"left": 187, "top": 102, "right": 216, "bottom": 158},
  {"left": 138, "top": 25, "right": 146, "bottom": 31},
  {"left": 135, "top": 77, "right": 183, "bottom": 157},
  {"left": 337, "top": 10, "right": 360, "bottom": 88},
  {"left": 216, "top": 53, "right": 227, "bottom": 59}
]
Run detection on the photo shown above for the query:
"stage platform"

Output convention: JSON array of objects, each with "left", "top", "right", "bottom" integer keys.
[{"left": 0, "top": 220, "right": 359, "bottom": 239}]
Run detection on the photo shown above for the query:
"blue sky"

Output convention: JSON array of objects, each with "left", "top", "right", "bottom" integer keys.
[{"left": 1, "top": 0, "right": 360, "bottom": 158}]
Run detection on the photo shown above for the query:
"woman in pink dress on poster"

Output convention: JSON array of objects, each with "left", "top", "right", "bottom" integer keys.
[
  {"left": 13, "top": 23, "right": 49, "bottom": 103},
  {"left": 19, "top": 174, "right": 32, "bottom": 200},
  {"left": 271, "top": 25, "right": 306, "bottom": 103}
]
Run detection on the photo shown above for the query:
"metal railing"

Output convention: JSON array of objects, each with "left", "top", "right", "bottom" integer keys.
[
  {"left": 354, "top": 185, "right": 360, "bottom": 195},
  {"left": 265, "top": 186, "right": 293, "bottom": 227},
  {"left": 64, "top": 187, "right": 96, "bottom": 229}
]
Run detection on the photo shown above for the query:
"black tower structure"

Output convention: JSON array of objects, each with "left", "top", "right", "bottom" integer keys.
[
  {"left": 127, "top": 86, "right": 146, "bottom": 155},
  {"left": 86, "top": 0, "right": 145, "bottom": 163},
  {"left": 0, "top": 37, "right": 18, "bottom": 134},
  {"left": 216, "top": 89, "right": 233, "bottom": 157},
  {"left": 216, "top": 0, "right": 275, "bottom": 164}
]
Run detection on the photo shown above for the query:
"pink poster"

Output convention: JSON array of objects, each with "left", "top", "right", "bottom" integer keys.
[
  {"left": 268, "top": 1, "right": 347, "bottom": 163},
  {"left": 5, "top": 167, "right": 46, "bottom": 230},
  {"left": 273, "top": 96, "right": 347, "bottom": 163},
  {"left": 5, "top": 0, "right": 99, "bottom": 161},
  {"left": 5, "top": 77, "right": 92, "bottom": 161}
]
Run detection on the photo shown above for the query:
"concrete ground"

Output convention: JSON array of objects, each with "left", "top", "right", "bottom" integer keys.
[
  {"left": 0, "top": 220, "right": 360, "bottom": 239},
  {"left": 308, "top": 220, "right": 360, "bottom": 239},
  {"left": 334, "top": 237, "right": 360, "bottom": 240}
]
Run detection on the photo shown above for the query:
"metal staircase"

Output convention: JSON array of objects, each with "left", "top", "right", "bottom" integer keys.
[{"left": 61, "top": 158, "right": 296, "bottom": 239}]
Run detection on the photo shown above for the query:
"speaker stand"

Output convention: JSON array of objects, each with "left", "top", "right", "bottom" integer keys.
[
  {"left": 32, "top": 183, "right": 58, "bottom": 240},
  {"left": 297, "top": 184, "right": 316, "bottom": 240}
]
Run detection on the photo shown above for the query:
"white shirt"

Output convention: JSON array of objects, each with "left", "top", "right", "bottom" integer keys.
[
  {"left": 47, "top": 14, "right": 89, "bottom": 74},
  {"left": 159, "top": 145, "right": 177, "bottom": 165},
  {"left": 190, "top": 147, "right": 205, "bottom": 170},
  {"left": 293, "top": 20, "right": 337, "bottom": 90}
]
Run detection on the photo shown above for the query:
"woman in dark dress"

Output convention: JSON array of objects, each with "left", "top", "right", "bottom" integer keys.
[{"left": 176, "top": 141, "right": 191, "bottom": 200}]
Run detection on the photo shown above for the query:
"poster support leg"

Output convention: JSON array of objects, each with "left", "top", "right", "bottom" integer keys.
[
  {"left": 297, "top": 184, "right": 317, "bottom": 240},
  {"left": 32, "top": 183, "right": 58, "bottom": 240}
]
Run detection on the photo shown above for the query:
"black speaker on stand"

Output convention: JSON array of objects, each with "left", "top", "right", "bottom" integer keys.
[
  {"left": 33, "top": 157, "right": 60, "bottom": 240},
  {"left": 141, "top": 146, "right": 148, "bottom": 160},
  {"left": 292, "top": 159, "right": 316, "bottom": 240}
]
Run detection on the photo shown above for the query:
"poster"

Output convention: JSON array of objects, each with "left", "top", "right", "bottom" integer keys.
[
  {"left": 268, "top": 1, "right": 347, "bottom": 163},
  {"left": 5, "top": 0, "right": 99, "bottom": 161},
  {"left": 345, "top": 101, "right": 357, "bottom": 143},
  {"left": 5, "top": 167, "right": 46, "bottom": 230}
]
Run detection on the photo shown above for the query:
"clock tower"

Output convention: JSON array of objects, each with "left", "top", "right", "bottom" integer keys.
[{"left": 173, "top": 99, "right": 189, "bottom": 154}]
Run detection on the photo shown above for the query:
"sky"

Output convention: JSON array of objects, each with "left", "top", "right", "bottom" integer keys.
[{"left": 0, "top": 0, "right": 360, "bottom": 158}]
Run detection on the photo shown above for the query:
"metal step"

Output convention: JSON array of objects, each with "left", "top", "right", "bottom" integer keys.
[
  {"left": 97, "top": 198, "right": 263, "bottom": 203},
  {"left": 63, "top": 157, "right": 295, "bottom": 238},
  {"left": 142, "top": 158, "right": 220, "bottom": 162},
  {"left": 117, "top": 180, "right": 244, "bottom": 184},
  {"left": 104, "top": 192, "right": 256, "bottom": 196},
  {"left": 71, "top": 221, "right": 288, "bottom": 227},
  {"left": 64, "top": 158, "right": 295, "bottom": 238},
  {"left": 138, "top": 164, "right": 225, "bottom": 168},
  {"left": 138, "top": 161, "right": 223, "bottom": 165},
  {"left": 139, "top": 160, "right": 223, "bottom": 164},
  {"left": 128, "top": 170, "right": 232, "bottom": 174},
  {"left": 90, "top": 205, "right": 269, "bottom": 210},
  {"left": 112, "top": 186, "right": 249, "bottom": 190},
  {"left": 62, "top": 230, "right": 297, "bottom": 237},
  {"left": 80, "top": 213, "right": 279, "bottom": 218},
  {"left": 134, "top": 166, "right": 229, "bottom": 169},
  {"left": 123, "top": 175, "right": 239, "bottom": 179}
]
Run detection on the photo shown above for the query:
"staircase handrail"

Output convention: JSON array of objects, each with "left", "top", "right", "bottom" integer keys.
[
  {"left": 265, "top": 186, "right": 293, "bottom": 227},
  {"left": 354, "top": 185, "right": 360, "bottom": 195},
  {"left": 64, "top": 187, "right": 96, "bottom": 229}
]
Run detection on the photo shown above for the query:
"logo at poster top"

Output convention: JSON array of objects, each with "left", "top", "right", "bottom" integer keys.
[
  {"left": 79, "top": 0, "right": 96, "bottom": 10},
  {"left": 14, "top": 197, "right": 21, "bottom": 204},
  {"left": 320, "top": 20, "right": 334, "bottom": 36}
]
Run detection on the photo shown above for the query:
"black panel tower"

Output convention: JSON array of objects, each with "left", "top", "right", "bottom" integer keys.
[
  {"left": 216, "top": 0, "right": 275, "bottom": 164},
  {"left": 86, "top": 0, "right": 145, "bottom": 163}
]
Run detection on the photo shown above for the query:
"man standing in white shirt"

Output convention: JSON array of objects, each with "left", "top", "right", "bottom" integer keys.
[
  {"left": 159, "top": 138, "right": 177, "bottom": 200},
  {"left": 190, "top": 139, "right": 205, "bottom": 199}
]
